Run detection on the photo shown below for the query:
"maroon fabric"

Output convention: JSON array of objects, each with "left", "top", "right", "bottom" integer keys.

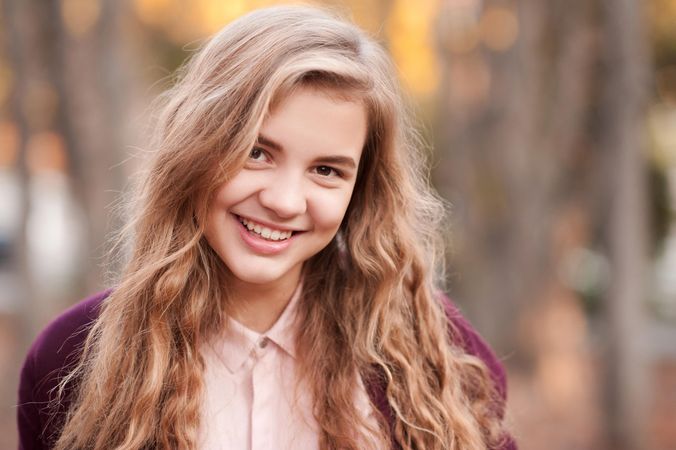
[
  {"left": 362, "top": 295, "right": 516, "bottom": 450},
  {"left": 17, "top": 290, "right": 109, "bottom": 450},
  {"left": 17, "top": 290, "right": 516, "bottom": 449}
]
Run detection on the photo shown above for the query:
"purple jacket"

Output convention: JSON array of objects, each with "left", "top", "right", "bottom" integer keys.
[{"left": 17, "top": 290, "right": 516, "bottom": 449}]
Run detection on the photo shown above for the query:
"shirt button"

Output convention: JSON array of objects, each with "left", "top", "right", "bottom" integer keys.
[{"left": 259, "top": 337, "right": 269, "bottom": 348}]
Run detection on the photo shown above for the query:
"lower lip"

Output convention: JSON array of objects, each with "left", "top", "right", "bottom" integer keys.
[{"left": 234, "top": 215, "right": 296, "bottom": 255}]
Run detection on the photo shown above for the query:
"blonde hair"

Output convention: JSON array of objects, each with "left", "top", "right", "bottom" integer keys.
[{"left": 54, "top": 6, "right": 505, "bottom": 450}]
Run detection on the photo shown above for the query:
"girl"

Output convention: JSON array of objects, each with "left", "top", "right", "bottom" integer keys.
[{"left": 18, "top": 6, "right": 515, "bottom": 450}]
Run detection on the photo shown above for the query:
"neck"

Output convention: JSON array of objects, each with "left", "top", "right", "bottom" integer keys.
[{"left": 227, "top": 268, "right": 301, "bottom": 333}]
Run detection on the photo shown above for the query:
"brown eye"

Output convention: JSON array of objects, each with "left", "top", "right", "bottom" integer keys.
[
  {"left": 249, "top": 147, "right": 267, "bottom": 161},
  {"left": 316, "top": 165, "right": 337, "bottom": 177}
]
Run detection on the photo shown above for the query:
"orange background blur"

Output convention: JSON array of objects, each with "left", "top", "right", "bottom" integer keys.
[{"left": 1, "top": 1, "right": 675, "bottom": 449}]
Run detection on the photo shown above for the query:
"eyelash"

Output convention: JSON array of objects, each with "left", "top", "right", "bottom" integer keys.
[
  {"left": 248, "top": 147, "right": 343, "bottom": 178},
  {"left": 314, "top": 165, "right": 342, "bottom": 178},
  {"left": 249, "top": 146, "right": 268, "bottom": 161}
]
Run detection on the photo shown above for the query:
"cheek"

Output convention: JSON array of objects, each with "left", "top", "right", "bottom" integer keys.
[
  {"left": 203, "top": 179, "right": 245, "bottom": 238},
  {"left": 309, "top": 189, "right": 354, "bottom": 230},
  {"left": 209, "top": 170, "right": 266, "bottom": 213},
  {"left": 213, "top": 175, "right": 248, "bottom": 206}
]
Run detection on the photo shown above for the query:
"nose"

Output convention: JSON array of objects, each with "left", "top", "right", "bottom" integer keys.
[{"left": 258, "top": 173, "right": 307, "bottom": 219}]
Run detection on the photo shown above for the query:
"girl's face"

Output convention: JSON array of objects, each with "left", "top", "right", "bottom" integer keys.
[{"left": 204, "top": 87, "right": 367, "bottom": 296}]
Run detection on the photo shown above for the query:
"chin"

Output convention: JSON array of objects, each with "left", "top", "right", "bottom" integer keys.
[
  {"left": 235, "top": 273, "right": 281, "bottom": 285},
  {"left": 228, "top": 264, "right": 292, "bottom": 286}
]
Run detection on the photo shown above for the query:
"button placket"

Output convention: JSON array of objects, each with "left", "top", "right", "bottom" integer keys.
[{"left": 251, "top": 349, "right": 273, "bottom": 449}]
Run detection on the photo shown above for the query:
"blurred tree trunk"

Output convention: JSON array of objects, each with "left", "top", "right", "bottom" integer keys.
[
  {"left": 4, "top": 0, "right": 130, "bottom": 334},
  {"left": 4, "top": 0, "right": 50, "bottom": 339},
  {"left": 435, "top": 0, "right": 596, "bottom": 360},
  {"left": 50, "top": 0, "right": 129, "bottom": 293},
  {"left": 435, "top": 0, "right": 649, "bottom": 447},
  {"left": 597, "top": 0, "right": 650, "bottom": 448}
]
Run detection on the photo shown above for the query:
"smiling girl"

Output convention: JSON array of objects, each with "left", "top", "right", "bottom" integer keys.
[{"left": 18, "top": 6, "right": 515, "bottom": 450}]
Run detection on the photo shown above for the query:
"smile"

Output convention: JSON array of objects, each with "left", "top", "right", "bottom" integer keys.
[{"left": 236, "top": 216, "right": 295, "bottom": 241}]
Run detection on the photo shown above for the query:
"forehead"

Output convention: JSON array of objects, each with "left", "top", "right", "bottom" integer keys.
[
  {"left": 259, "top": 86, "right": 368, "bottom": 160},
  {"left": 270, "top": 81, "right": 366, "bottom": 112}
]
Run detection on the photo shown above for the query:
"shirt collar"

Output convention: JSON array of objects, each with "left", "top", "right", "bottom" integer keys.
[{"left": 212, "top": 281, "right": 302, "bottom": 373}]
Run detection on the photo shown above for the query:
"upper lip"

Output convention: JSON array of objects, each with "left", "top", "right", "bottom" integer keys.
[{"left": 234, "top": 214, "right": 305, "bottom": 233}]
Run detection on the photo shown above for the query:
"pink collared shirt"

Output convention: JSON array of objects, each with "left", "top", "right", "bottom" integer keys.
[{"left": 198, "top": 284, "right": 382, "bottom": 450}]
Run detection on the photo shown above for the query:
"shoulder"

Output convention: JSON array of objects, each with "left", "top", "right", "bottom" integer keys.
[
  {"left": 22, "top": 289, "right": 111, "bottom": 385},
  {"left": 440, "top": 294, "right": 517, "bottom": 449},
  {"left": 17, "top": 289, "right": 112, "bottom": 450},
  {"left": 438, "top": 293, "right": 508, "bottom": 403}
]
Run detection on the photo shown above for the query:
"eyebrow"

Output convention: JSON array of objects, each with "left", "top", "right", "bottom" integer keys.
[
  {"left": 257, "top": 134, "right": 357, "bottom": 170},
  {"left": 257, "top": 134, "right": 284, "bottom": 152}
]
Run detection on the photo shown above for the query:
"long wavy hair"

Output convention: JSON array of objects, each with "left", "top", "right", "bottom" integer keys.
[{"left": 54, "top": 6, "right": 505, "bottom": 450}]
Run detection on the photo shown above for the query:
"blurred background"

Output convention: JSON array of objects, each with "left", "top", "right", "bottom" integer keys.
[{"left": 1, "top": 0, "right": 674, "bottom": 449}]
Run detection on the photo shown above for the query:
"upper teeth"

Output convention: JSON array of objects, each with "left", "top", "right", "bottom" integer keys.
[{"left": 239, "top": 217, "right": 293, "bottom": 241}]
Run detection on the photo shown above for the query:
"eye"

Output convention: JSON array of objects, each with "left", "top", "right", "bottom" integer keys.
[
  {"left": 249, "top": 146, "right": 269, "bottom": 162},
  {"left": 314, "top": 165, "right": 341, "bottom": 177}
]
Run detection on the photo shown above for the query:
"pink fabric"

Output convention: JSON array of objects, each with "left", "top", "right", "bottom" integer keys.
[
  {"left": 18, "top": 290, "right": 515, "bottom": 449},
  {"left": 198, "top": 284, "right": 381, "bottom": 450}
]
